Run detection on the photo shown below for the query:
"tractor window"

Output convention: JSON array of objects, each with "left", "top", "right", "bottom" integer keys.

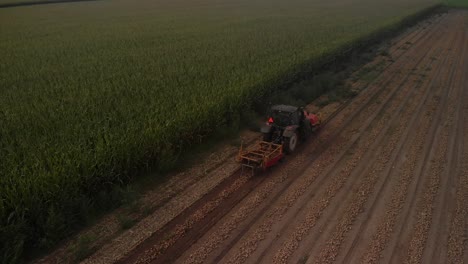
[
  {"left": 271, "top": 111, "right": 291, "bottom": 127},
  {"left": 290, "top": 111, "right": 300, "bottom": 125}
]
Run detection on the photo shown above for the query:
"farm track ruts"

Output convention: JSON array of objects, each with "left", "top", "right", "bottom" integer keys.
[{"left": 114, "top": 10, "right": 468, "bottom": 264}]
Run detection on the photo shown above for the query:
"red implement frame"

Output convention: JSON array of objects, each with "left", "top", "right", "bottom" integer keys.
[{"left": 237, "top": 141, "right": 284, "bottom": 173}]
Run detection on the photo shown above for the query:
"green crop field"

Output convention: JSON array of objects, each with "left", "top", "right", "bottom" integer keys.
[
  {"left": 0, "top": 0, "right": 441, "bottom": 261},
  {"left": 446, "top": 0, "right": 468, "bottom": 7}
]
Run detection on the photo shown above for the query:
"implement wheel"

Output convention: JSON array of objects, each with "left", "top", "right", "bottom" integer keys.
[{"left": 283, "top": 132, "right": 298, "bottom": 153}]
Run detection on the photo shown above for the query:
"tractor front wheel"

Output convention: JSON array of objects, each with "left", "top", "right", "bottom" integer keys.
[{"left": 283, "top": 132, "right": 298, "bottom": 153}]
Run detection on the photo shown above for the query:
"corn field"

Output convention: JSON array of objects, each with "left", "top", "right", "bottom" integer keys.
[{"left": 0, "top": 0, "right": 440, "bottom": 262}]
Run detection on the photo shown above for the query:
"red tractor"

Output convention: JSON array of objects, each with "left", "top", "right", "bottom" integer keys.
[
  {"left": 237, "top": 105, "right": 320, "bottom": 173},
  {"left": 261, "top": 105, "right": 321, "bottom": 153}
]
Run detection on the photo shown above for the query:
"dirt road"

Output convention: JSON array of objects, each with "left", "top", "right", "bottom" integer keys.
[{"left": 84, "top": 10, "right": 468, "bottom": 264}]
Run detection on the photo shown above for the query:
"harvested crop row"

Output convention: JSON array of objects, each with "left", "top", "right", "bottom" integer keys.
[
  {"left": 342, "top": 15, "right": 463, "bottom": 264},
  {"left": 312, "top": 24, "right": 459, "bottom": 264},
  {"left": 357, "top": 48, "right": 455, "bottom": 264},
  {"left": 403, "top": 26, "right": 467, "bottom": 264},
  {"left": 377, "top": 17, "right": 466, "bottom": 264},
  {"left": 338, "top": 29, "right": 456, "bottom": 264},
  {"left": 419, "top": 28, "right": 467, "bottom": 264},
  {"left": 279, "top": 31, "right": 450, "bottom": 262}
]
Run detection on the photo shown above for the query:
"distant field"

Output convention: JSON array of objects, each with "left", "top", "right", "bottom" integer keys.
[
  {"left": 0, "top": 0, "right": 440, "bottom": 261},
  {"left": 0, "top": 0, "right": 64, "bottom": 4},
  {"left": 446, "top": 0, "right": 468, "bottom": 7}
]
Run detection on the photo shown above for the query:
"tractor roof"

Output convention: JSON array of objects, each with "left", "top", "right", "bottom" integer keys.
[{"left": 271, "top": 104, "right": 298, "bottom": 113}]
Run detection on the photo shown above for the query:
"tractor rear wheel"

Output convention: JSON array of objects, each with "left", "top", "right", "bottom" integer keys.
[{"left": 283, "top": 132, "right": 298, "bottom": 153}]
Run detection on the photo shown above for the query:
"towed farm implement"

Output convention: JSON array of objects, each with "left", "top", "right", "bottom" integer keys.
[{"left": 237, "top": 104, "right": 321, "bottom": 173}]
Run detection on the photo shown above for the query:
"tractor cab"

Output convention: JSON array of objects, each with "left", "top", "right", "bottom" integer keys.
[
  {"left": 261, "top": 104, "right": 320, "bottom": 153},
  {"left": 268, "top": 105, "right": 301, "bottom": 128}
]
